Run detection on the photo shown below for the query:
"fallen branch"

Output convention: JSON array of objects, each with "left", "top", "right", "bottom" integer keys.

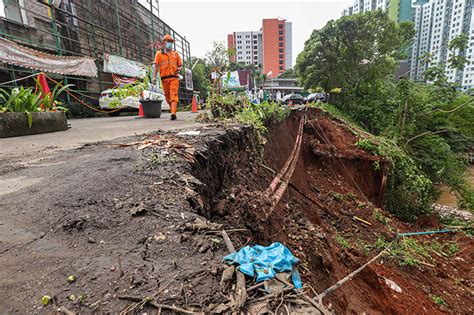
[
  {"left": 317, "top": 241, "right": 394, "bottom": 301},
  {"left": 353, "top": 216, "right": 372, "bottom": 226},
  {"left": 221, "top": 230, "right": 247, "bottom": 313},
  {"left": 405, "top": 129, "right": 449, "bottom": 145}
]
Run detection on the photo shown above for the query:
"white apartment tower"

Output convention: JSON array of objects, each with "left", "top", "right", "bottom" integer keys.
[
  {"left": 232, "top": 31, "right": 263, "bottom": 67},
  {"left": 410, "top": 0, "right": 474, "bottom": 90}
]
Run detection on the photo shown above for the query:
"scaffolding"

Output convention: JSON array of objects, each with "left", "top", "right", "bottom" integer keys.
[{"left": 0, "top": 0, "right": 192, "bottom": 104}]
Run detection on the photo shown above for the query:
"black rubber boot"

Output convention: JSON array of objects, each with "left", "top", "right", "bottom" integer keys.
[{"left": 170, "top": 114, "right": 177, "bottom": 120}]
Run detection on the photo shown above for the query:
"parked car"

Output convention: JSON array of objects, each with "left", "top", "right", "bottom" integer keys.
[
  {"left": 281, "top": 93, "right": 304, "bottom": 105},
  {"left": 99, "top": 84, "right": 169, "bottom": 116},
  {"left": 305, "top": 92, "right": 328, "bottom": 103}
]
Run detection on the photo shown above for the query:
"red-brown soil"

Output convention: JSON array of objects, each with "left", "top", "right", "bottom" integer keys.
[{"left": 198, "top": 108, "right": 473, "bottom": 314}]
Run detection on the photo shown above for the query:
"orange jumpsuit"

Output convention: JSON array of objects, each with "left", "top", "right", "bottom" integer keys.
[{"left": 154, "top": 50, "right": 182, "bottom": 113}]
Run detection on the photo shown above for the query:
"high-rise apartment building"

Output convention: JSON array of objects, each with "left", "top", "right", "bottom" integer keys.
[
  {"left": 227, "top": 18, "right": 292, "bottom": 78},
  {"left": 410, "top": 0, "right": 474, "bottom": 90},
  {"left": 228, "top": 31, "right": 263, "bottom": 67},
  {"left": 343, "top": 0, "right": 474, "bottom": 90},
  {"left": 342, "top": 0, "right": 412, "bottom": 22}
]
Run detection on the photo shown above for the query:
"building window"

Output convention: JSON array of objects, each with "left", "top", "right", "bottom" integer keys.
[
  {"left": 279, "top": 60, "right": 284, "bottom": 64},
  {"left": 279, "top": 66, "right": 284, "bottom": 70},
  {"left": 279, "top": 48, "right": 284, "bottom": 53},
  {"left": 279, "top": 43, "right": 283, "bottom": 47},
  {"left": 279, "top": 31, "right": 283, "bottom": 35},
  {"left": 254, "top": 41, "right": 257, "bottom": 44},
  {"left": 253, "top": 35, "right": 257, "bottom": 39},
  {"left": 279, "top": 54, "right": 284, "bottom": 59},
  {"left": 237, "top": 35, "right": 241, "bottom": 39},
  {"left": 279, "top": 36, "right": 284, "bottom": 41},
  {"left": 253, "top": 45, "right": 257, "bottom": 49},
  {"left": 279, "top": 24, "right": 284, "bottom": 29}
]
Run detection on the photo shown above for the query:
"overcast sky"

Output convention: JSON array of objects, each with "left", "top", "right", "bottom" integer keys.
[{"left": 159, "top": 0, "right": 354, "bottom": 65}]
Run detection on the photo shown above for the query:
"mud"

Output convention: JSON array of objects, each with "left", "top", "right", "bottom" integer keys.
[
  {"left": 1, "top": 108, "right": 472, "bottom": 314},
  {"left": 192, "top": 108, "right": 473, "bottom": 314}
]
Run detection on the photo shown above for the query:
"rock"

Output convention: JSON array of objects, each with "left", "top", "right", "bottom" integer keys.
[
  {"left": 179, "top": 233, "right": 190, "bottom": 243},
  {"left": 129, "top": 202, "right": 146, "bottom": 216},
  {"left": 384, "top": 278, "right": 402, "bottom": 293},
  {"left": 185, "top": 218, "right": 223, "bottom": 232},
  {"left": 153, "top": 233, "right": 167, "bottom": 242},
  {"left": 87, "top": 237, "right": 97, "bottom": 244},
  {"left": 220, "top": 265, "right": 235, "bottom": 283}
]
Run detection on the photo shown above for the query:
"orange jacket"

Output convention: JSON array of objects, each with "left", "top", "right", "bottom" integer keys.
[{"left": 154, "top": 50, "right": 182, "bottom": 80}]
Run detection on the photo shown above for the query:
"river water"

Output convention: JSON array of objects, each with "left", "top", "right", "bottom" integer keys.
[{"left": 436, "top": 165, "right": 474, "bottom": 207}]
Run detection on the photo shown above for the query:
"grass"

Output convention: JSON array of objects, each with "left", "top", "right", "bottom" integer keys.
[
  {"left": 373, "top": 208, "right": 391, "bottom": 225},
  {"left": 430, "top": 294, "right": 447, "bottom": 306},
  {"left": 440, "top": 216, "right": 474, "bottom": 236},
  {"left": 355, "top": 239, "right": 372, "bottom": 256},
  {"left": 335, "top": 235, "right": 350, "bottom": 249},
  {"left": 429, "top": 241, "right": 460, "bottom": 257},
  {"left": 331, "top": 192, "right": 344, "bottom": 202},
  {"left": 375, "top": 236, "right": 433, "bottom": 267},
  {"left": 347, "top": 192, "right": 357, "bottom": 202}
]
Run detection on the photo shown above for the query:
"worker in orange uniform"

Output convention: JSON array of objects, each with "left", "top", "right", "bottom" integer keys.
[{"left": 152, "top": 34, "right": 182, "bottom": 120}]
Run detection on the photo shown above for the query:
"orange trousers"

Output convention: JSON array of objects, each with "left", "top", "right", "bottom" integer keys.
[{"left": 162, "top": 78, "right": 179, "bottom": 114}]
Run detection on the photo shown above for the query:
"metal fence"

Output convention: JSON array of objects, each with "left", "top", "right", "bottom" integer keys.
[{"left": 0, "top": 0, "right": 192, "bottom": 105}]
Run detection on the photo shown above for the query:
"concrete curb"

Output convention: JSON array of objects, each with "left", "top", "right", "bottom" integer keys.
[{"left": 0, "top": 112, "right": 68, "bottom": 138}]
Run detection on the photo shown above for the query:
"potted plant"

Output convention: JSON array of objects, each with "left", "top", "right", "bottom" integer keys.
[{"left": 0, "top": 81, "right": 71, "bottom": 137}]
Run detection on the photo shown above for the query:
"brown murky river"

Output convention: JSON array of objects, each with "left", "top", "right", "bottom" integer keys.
[{"left": 437, "top": 165, "right": 474, "bottom": 206}]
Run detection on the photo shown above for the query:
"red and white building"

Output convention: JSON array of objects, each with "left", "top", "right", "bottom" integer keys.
[{"left": 228, "top": 18, "right": 292, "bottom": 78}]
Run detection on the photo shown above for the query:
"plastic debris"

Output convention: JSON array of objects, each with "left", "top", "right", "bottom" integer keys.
[
  {"left": 67, "top": 275, "right": 76, "bottom": 283},
  {"left": 224, "top": 242, "right": 303, "bottom": 289},
  {"left": 385, "top": 278, "right": 402, "bottom": 293},
  {"left": 41, "top": 295, "right": 51, "bottom": 305}
]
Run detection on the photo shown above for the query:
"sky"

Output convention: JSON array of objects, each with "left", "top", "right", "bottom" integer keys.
[{"left": 159, "top": 0, "right": 354, "bottom": 65}]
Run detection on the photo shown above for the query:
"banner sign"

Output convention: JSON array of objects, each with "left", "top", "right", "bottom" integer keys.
[
  {"left": 112, "top": 74, "right": 138, "bottom": 87},
  {"left": 185, "top": 68, "right": 193, "bottom": 91},
  {"left": 0, "top": 38, "right": 97, "bottom": 77},
  {"left": 103, "top": 53, "right": 146, "bottom": 79},
  {"left": 221, "top": 71, "right": 241, "bottom": 88}
]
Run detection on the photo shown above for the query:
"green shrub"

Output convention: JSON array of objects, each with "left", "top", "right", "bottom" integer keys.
[{"left": 335, "top": 235, "right": 350, "bottom": 249}]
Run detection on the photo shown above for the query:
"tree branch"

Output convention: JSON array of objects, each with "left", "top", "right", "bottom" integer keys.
[{"left": 405, "top": 129, "right": 450, "bottom": 145}]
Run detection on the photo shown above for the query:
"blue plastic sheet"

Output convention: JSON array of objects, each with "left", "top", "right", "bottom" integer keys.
[{"left": 223, "top": 242, "right": 303, "bottom": 289}]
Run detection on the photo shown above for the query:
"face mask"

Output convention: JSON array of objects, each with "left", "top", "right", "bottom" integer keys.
[{"left": 165, "top": 42, "right": 173, "bottom": 50}]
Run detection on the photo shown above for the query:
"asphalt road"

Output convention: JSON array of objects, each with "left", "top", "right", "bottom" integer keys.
[{"left": 0, "top": 111, "right": 202, "bottom": 159}]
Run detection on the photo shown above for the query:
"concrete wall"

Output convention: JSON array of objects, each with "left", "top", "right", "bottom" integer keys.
[{"left": 285, "top": 22, "right": 292, "bottom": 69}]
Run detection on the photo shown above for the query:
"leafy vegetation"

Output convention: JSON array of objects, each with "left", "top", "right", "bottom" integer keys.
[
  {"left": 297, "top": 10, "right": 474, "bottom": 218},
  {"left": 206, "top": 93, "right": 290, "bottom": 134},
  {"left": 0, "top": 80, "right": 70, "bottom": 127},
  {"left": 335, "top": 235, "right": 350, "bottom": 249},
  {"left": 430, "top": 294, "right": 447, "bottom": 306}
]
